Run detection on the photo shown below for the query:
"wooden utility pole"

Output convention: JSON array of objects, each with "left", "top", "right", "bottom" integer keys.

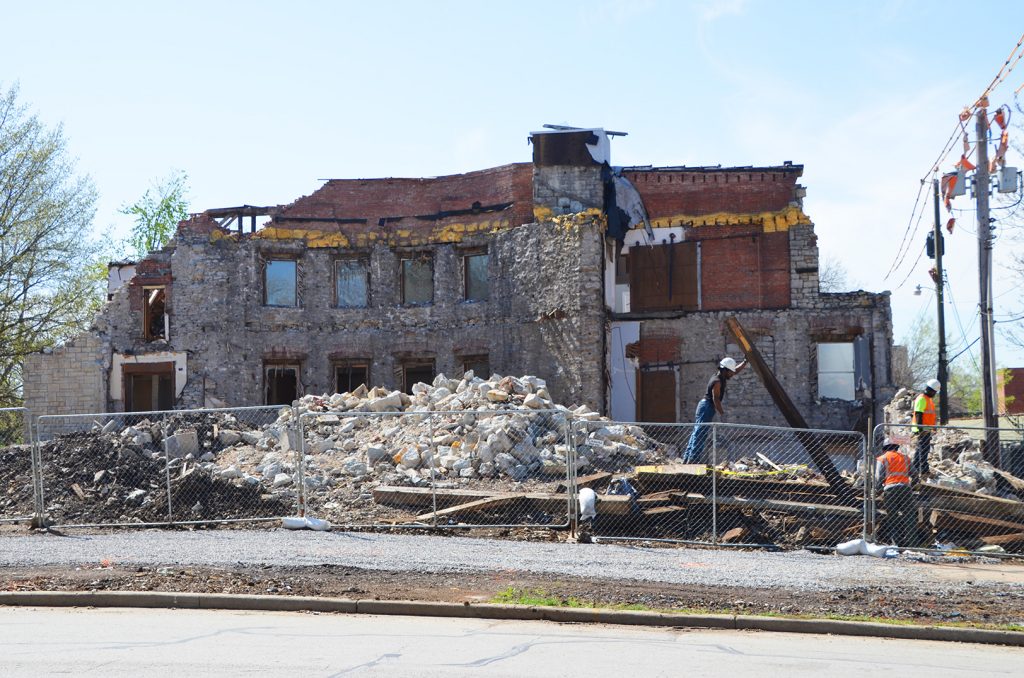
[
  {"left": 976, "top": 107, "right": 1001, "bottom": 463},
  {"left": 932, "top": 178, "right": 949, "bottom": 424}
]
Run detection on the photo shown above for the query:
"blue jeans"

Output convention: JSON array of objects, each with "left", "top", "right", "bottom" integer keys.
[{"left": 683, "top": 398, "right": 716, "bottom": 464}]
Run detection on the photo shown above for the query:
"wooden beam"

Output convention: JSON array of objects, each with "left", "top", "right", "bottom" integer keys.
[
  {"left": 556, "top": 471, "right": 612, "bottom": 493},
  {"left": 981, "top": 531, "right": 1024, "bottom": 546},
  {"left": 413, "top": 496, "right": 519, "bottom": 522},
  {"left": 725, "top": 316, "right": 856, "bottom": 505},
  {"left": 929, "top": 510, "right": 1024, "bottom": 537}
]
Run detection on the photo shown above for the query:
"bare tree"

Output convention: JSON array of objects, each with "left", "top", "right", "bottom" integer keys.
[
  {"left": 819, "top": 255, "right": 851, "bottom": 293},
  {"left": 0, "top": 84, "right": 100, "bottom": 407}
]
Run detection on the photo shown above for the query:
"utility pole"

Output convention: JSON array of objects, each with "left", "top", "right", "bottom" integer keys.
[
  {"left": 975, "top": 107, "right": 1001, "bottom": 464},
  {"left": 932, "top": 178, "right": 949, "bottom": 424}
]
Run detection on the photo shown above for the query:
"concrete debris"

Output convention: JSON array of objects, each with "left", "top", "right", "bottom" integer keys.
[{"left": 884, "top": 388, "right": 1014, "bottom": 498}]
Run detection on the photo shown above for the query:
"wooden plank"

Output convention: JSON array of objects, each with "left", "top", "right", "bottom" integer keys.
[
  {"left": 641, "top": 506, "right": 686, "bottom": 517},
  {"left": 725, "top": 316, "right": 855, "bottom": 506},
  {"left": 994, "top": 469, "right": 1024, "bottom": 494},
  {"left": 634, "top": 468, "right": 839, "bottom": 501},
  {"left": 71, "top": 483, "right": 86, "bottom": 500},
  {"left": 373, "top": 485, "right": 581, "bottom": 514},
  {"left": 981, "top": 531, "right": 1024, "bottom": 546},
  {"left": 556, "top": 472, "right": 611, "bottom": 493},
  {"left": 414, "top": 496, "right": 519, "bottom": 522},
  {"left": 929, "top": 510, "right": 1024, "bottom": 537}
]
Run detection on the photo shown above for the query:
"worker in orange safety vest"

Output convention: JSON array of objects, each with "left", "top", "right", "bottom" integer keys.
[
  {"left": 911, "top": 379, "right": 940, "bottom": 480},
  {"left": 875, "top": 438, "right": 916, "bottom": 546}
]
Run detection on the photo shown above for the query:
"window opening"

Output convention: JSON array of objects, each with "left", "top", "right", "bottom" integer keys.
[
  {"left": 401, "top": 255, "right": 433, "bottom": 305},
  {"left": 817, "top": 343, "right": 855, "bottom": 400},
  {"left": 463, "top": 251, "right": 489, "bottom": 302},
  {"left": 335, "top": 259, "right": 368, "bottom": 308},
  {"left": 265, "top": 363, "right": 300, "bottom": 405},
  {"left": 403, "top": 361, "right": 435, "bottom": 394},
  {"left": 265, "top": 259, "right": 297, "bottom": 307},
  {"left": 334, "top": 362, "right": 369, "bottom": 394},
  {"left": 461, "top": 355, "right": 489, "bottom": 378},
  {"left": 143, "top": 286, "right": 167, "bottom": 341}
]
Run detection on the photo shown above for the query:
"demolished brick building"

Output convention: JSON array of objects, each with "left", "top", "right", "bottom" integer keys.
[{"left": 23, "top": 127, "right": 896, "bottom": 431}]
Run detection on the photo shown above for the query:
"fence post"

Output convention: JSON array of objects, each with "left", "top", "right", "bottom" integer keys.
[
  {"left": 163, "top": 422, "right": 174, "bottom": 523},
  {"left": 295, "top": 407, "right": 306, "bottom": 518},
  {"left": 565, "top": 413, "right": 577, "bottom": 538},
  {"left": 711, "top": 423, "right": 718, "bottom": 546},
  {"left": 861, "top": 432, "right": 870, "bottom": 541},
  {"left": 428, "top": 412, "right": 438, "bottom": 528},
  {"left": 30, "top": 414, "right": 46, "bottom": 529}
]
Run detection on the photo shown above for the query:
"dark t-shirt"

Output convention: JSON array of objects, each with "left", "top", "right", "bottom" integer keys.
[{"left": 704, "top": 372, "right": 726, "bottom": 402}]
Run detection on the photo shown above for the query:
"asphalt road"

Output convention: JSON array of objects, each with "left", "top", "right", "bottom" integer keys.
[
  {"left": 3, "top": 607, "right": 1021, "bottom": 677},
  {"left": 3, "top": 528, "right": 1022, "bottom": 592}
]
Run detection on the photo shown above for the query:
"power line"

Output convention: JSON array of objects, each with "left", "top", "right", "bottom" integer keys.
[{"left": 888, "top": 33, "right": 1024, "bottom": 283}]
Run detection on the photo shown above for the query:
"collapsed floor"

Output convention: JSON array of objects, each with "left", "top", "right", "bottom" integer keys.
[{"left": 2, "top": 375, "right": 1024, "bottom": 551}]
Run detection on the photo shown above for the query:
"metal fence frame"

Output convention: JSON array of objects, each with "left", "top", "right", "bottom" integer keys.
[
  {"left": 870, "top": 421, "right": 1024, "bottom": 558},
  {"left": 35, "top": 405, "right": 293, "bottom": 528},
  {"left": 7, "top": 398, "right": 1024, "bottom": 559},
  {"left": 570, "top": 419, "right": 868, "bottom": 550},
  {"left": 295, "top": 408, "right": 575, "bottom": 531},
  {"left": 0, "top": 407, "right": 36, "bottom": 524}
]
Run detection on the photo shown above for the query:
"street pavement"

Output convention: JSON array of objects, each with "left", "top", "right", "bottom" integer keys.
[{"left": 2, "top": 606, "right": 1022, "bottom": 677}]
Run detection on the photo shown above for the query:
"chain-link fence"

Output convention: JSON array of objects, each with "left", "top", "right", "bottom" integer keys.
[
  {"left": 35, "top": 406, "right": 291, "bottom": 527},
  {"left": 296, "top": 408, "right": 574, "bottom": 530},
  {"left": 870, "top": 422, "right": 1024, "bottom": 556},
  {"left": 0, "top": 408, "right": 35, "bottom": 524},
  {"left": 571, "top": 420, "right": 867, "bottom": 549}
]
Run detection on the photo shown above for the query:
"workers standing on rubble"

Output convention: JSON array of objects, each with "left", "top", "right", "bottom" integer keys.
[
  {"left": 912, "top": 379, "right": 941, "bottom": 481},
  {"left": 682, "top": 356, "right": 748, "bottom": 464},
  {"left": 875, "top": 438, "right": 916, "bottom": 546}
]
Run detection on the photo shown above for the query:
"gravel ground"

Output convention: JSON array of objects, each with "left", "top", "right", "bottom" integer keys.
[{"left": 0, "top": 528, "right": 1010, "bottom": 593}]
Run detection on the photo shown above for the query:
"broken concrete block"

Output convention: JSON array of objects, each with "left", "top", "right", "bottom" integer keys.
[
  {"left": 219, "top": 465, "right": 243, "bottom": 479},
  {"left": 523, "top": 393, "right": 545, "bottom": 409},
  {"left": 366, "top": 446, "right": 388, "bottom": 464},
  {"left": 125, "top": 489, "right": 147, "bottom": 506},
  {"left": 165, "top": 431, "right": 199, "bottom": 459},
  {"left": 486, "top": 389, "right": 509, "bottom": 403},
  {"left": 218, "top": 430, "right": 241, "bottom": 446},
  {"left": 369, "top": 391, "right": 404, "bottom": 412},
  {"left": 312, "top": 438, "right": 335, "bottom": 454}
]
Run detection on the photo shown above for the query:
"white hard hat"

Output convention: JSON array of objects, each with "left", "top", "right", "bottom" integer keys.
[
  {"left": 925, "top": 378, "right": 941, "bottom": 392},
  {"left": 719, "top": 357, "right": 738, "bottom": 372}
]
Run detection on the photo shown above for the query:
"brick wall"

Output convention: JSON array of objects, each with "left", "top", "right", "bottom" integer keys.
[{"left": 624, "top": 168, "right": 802, "bottom": 219}]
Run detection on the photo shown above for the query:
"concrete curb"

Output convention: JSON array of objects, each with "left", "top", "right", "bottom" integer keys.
[{"left": 1, "top": 591, "right": 1021, "bottom": 646}]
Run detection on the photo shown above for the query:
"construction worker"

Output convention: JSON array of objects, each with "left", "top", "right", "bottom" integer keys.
[
  {"left": 682, "top": 356, "right": 748, "bottom": 464},
  {"left": 875, "top": 438, "right": 916, "bottom": 546},
  {"left": 912, "top": 378, "right": 941, "bottom": 480}
]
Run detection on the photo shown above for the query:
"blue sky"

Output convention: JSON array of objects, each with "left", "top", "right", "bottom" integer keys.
[{"left": 4, "top": 0, "right": 1024, "bottom": 368}]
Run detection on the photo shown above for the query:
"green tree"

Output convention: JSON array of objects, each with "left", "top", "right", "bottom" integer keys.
[
  {"left": 894, "top": 312, "right": 982, "bottom": 415},
  {"left": 121, "top": 170, "right": 189, "bottom": 259},
  {"left": 0, "top": 84, "right": 101, "bottom": 408}
]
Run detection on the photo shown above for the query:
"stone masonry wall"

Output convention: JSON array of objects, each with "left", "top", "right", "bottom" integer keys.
[
  {"left": 641, "top": 291, "right": 894, "bottom": 431},
  {"left": 22, "top": 332, "right": 107, "bottom": 417},
  {"left": 94, "top": 217, "right": 606, "bottom": 412}
]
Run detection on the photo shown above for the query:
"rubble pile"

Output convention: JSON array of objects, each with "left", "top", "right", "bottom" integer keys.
[
  {"left": 208, "top": 372, "right": 667, "bottom": 524},
  {"left": 884, "top": 388, "right": 1013, "bottom": 497},
  {"left": 10, "top": 413, "right": 289, "bottom": 524}
]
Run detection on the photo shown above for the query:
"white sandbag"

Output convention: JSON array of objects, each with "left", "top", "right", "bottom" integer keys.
[
  {"left": 304, "top": 517, "right": 331, "bottom": 531},
  {"left": 579, "top": 487, "right": 597, "bottom": 520},
  {"left": 281, "top": 516, "right": 307, "bottom": 530},
  {"left": 863, "top": 541, "right": 894, "bottom": 558},
  {"left": 835, "top": 538, "right": 865, "bottom": 555}
]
